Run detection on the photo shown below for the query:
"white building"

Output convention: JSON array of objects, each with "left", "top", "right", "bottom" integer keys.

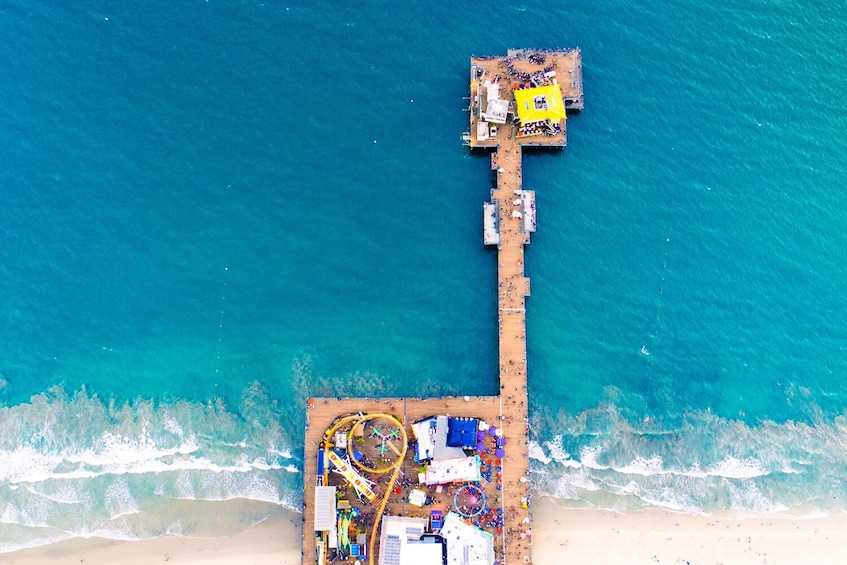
[{"left": 378, "top": 515, "right": 446, "bottom": 565}]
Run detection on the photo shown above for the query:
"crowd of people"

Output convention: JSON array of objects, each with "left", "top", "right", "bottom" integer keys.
[{"left": 517, "top": 119, "right": 559, "bottom": 138}]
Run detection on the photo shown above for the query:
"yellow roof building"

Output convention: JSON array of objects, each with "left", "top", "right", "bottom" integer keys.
[{"left": 513, "top": 84, "right": 567, "bottom": 123}]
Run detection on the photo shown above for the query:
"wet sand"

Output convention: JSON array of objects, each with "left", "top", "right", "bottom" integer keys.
[{"left": 9, "top": 496, "right": 847, "bottom": 564}]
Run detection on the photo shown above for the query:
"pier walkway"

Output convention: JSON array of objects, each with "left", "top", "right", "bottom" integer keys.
[
  {"left": 470, "top": 48, "right": 582, "bottom": 564},
  {"left": 491, "top": 134, "right": 534, "bottom": 564},
  {"left": 301, "top": 49, "right": 582, "bottom": 565}
]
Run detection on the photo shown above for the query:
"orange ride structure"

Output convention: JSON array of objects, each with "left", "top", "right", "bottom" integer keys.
[{"left": 301, "top": 48, "right": 583, "bottom": 565}]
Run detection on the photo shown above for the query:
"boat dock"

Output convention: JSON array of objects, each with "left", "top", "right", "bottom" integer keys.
[{"left": 301, "top": 48, "right": 582, "bottom": 565}]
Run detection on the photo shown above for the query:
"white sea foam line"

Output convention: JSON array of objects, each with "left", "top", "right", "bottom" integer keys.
[
  {"left": 65, "top": 431, "right": 200, "bottom": 467},
  {"left": 3, "top": 451, "right": 289, "bottom": 485},
  {"left": 579, "top": 446, "right": 608, "bottom": 470},
  {"left": 24, "top": 484, "right": 84, "bottom": 505},
  {"left": 707, "top": 456, "right": 768, "bottom": 479},
  {"left": 614, "top": 455, "right": 664, "bottom": 476}
]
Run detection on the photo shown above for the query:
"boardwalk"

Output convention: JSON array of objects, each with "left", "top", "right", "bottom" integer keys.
[
  {"left": 301, "top": 49, "right": 582, "bottom": 565},
  {"left": 491, "top": 134, "right": 535, "bottom": 564},
  {"left": 472, "top": 49, "right": 584, "bottom": 563}
]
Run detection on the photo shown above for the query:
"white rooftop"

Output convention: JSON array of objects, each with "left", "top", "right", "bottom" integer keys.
[
  {"left": 379, "top": 515, "right": 444, "bottom": 565},
  {"left": 483, "top": 98, "right": 509, "bottom": 124},
  {"left": 425, "top": 456, "right": 481, "bottom": 486},
  {"left": 314, "top": 486, "right": 336, "bottom": 532},
  {"left": 441, "top": 511, "right": 494, "bottom": 565}
]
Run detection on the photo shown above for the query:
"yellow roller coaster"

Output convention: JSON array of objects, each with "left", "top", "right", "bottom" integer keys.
[{"left": 320, "top": 412, "right": 408, "bottom": 565}]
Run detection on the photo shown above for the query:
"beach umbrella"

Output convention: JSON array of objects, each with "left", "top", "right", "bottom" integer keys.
[
  {"left": 488, "top": 426, "right": 498, "bottom": 437},
  {"left": 495, "top": 448, "right": 505, "bottom": 458},
  {"left": 476, "top": 442, "right": 486, "bottom": 451},
  {"left": 477, "top": 431, "right": 487, "bottom": 441}
]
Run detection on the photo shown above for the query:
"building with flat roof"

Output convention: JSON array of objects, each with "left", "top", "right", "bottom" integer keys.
[
  {"left": 441, "top": 512, "right": 494, "bottom": 565},
  {"left": 378, "top": 516, "right": 446, "bottom": 565}
]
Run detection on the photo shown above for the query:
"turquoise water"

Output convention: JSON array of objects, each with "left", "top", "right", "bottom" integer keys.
[{"left": 1, "top": 0, "right": 846, "bottom": 551}]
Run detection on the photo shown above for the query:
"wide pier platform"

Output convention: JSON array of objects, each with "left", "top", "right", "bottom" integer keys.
[{"left": 301, "top": 48, "right": 582, "bottom": 565}]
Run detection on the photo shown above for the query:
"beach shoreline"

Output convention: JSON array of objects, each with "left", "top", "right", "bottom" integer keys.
[
  {"left": 532, "top": 496, "right": 847, "bottom": 564},
  {"left": 1, "top": 499, "right": 303, "bottom": 565},
  {"left": 7, "top": 495, "right": 847, "bottom": 564}
]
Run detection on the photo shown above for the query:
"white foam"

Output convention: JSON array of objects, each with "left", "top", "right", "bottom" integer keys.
[
  {"left": 0, "top": 384, "right": 299, "bottom": 554},
  {"left": 0, "top": 446, "right": 65, "bottom": 484},
  {"left": 528, "top": 436, "right": 581, "bottom": 467},
  {"left": 165, "top": 520, "right": 184, "bottom": 536},
  {"left": 163, "top": 415, "right": 185, "bottom": 438},
  {"left": 181, "top": 472, "right": 282, "bottom": 505},
  {"left": 551, "top": 468, "right": 601, "bottom": 499},
  {"left": 527, "top": 441, "right": 552, "bottom": 464},
  {"left": 618, "top": 480, "right": 641, "bottom": 496},
  {"left": 637, "top": 492, "right": 695, "bottom": 513},
  {"left": 580, "top": 446, "right": 608, "bottom": 470},
  {"left": 614, "top": 455, "right": 664, "bottom": 476},
  {"left": 1, "top": 439, "right": 290, "bottom": 487},
  {"left": 25, "top": 482, "right": 84, "bottom": 505},
  {"left": 707, "top": 456, "right": 769, "bottom": 479},
  {"left": 0, "top": 531, "right": 76, "bottom": 554},
  {"left": 728, "top": 480, "right": 788, "bottom": 512},
  {"left": 176, "top": 471, "right": 195, "bottom": 499},
  {"left": 1, "top": 503, "right": 20, "bottom": 524},
  {"left": 531, "top": 401, "right": 847, "bottom": 514},
  {"left": 544, "top": 435, "right": 577, "bottom": 463},
  {"left": 67, "top": 430, "right": 200, "bottom": 468},
  {"left": 271, "top": 447, "right": 293, "bottom": 459},
  {"left": 104, "top": 478, "right": 139, "bottom": 519}
]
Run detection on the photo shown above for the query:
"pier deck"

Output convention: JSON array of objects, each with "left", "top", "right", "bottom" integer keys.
[
  {"left": 302, "top": 397, "right": 506, "bottom": 565},
  {"left": 467, "top": 49, "right": 583, "bottom": 149},
  {"left": 301, "top": 48, "right": 582, "bottom": 565},
  {"left": 491, "top": 133, "right": 534, "bottom": 563}
]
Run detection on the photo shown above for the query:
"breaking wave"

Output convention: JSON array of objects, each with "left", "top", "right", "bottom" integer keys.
[
  {"left": 0, "top": 383, "right": 301, "bottom": 553},
  {"left": 529, "top": 397, "right": 847, "bottom": 514}
]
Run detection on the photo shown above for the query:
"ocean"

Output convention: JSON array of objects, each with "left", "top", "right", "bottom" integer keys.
[{"left": 1, "top": 0, "right": 846, "bottom": 552}]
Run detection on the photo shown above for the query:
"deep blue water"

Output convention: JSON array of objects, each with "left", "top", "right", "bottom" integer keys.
[{"left": 1, "top": 0, "right": 846, "bottom": 551}]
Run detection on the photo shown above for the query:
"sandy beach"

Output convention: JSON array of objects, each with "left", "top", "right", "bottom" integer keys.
[
  {"left": 531, "top": 496, "right": 847, "bottom": 565},
  {"left": 1, "top": 499, "right": 302, "bottom": 565},
  {"left": 6, "top": 495, "right": 847, "bottom": 564}
]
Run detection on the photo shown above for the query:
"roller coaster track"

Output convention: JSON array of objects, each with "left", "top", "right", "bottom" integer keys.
[{"left": 321, "top": 412, "right": 408, "bottom": 565}]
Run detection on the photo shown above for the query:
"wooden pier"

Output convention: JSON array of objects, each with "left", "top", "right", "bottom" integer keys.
[
  {"left": 301, "top": 49, "right": 582, "bottom": 565},
  {"left": 469, "top": 50, "right": 583, "bottom": 563}
]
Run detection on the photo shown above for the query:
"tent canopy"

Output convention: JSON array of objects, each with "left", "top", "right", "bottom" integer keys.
[
  {"left": 514, "top": 84, "right": 566, "bottom": 123},
  {"left": 446, "top": 417, "right": 478, "bottom": 448},
  {"left": 412, "top": 416, "right": 466, "bottom": 462}
]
